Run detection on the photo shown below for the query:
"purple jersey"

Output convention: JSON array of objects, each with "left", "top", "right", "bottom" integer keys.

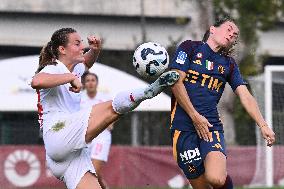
[{"left": 169, "top": 40, "right": 246, "bottom": 131}]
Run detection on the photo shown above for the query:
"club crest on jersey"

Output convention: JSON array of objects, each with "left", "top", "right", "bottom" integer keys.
[
  {"left": 193, "top": 59, "right": 202, "bottom": 65},
  {"left": 176, "top": 51, "right": 187, "bottom": 64},
  {"left": 196, "top": 52, "right": 203, "bottom": 59},
  {"left": 205, "top": 60, "right": 214, "bottom": 70},
  {"left": 51, "top": 121, "right": 66, "bottom": 131},
  {"left": 218, "top": 65, "right": 225, "bottom": 74}
]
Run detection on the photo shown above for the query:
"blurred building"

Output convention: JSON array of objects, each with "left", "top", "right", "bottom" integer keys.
[
  {"left": 0, "top": 0, "right": 197, "bottom": 57},
  {"left": 0, "top": 0, "right": 283, "bottom": 60},
  {"left": 258, "top": 23, "right": 284, "bottom": 66}
]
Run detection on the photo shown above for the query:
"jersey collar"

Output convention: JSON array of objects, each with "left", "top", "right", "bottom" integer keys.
[
  {"left": 204, "top": 42, "right": 216, "bottom": 54},
  {"left": 55, "top": 59, "right": 71, "bottom": 73}
]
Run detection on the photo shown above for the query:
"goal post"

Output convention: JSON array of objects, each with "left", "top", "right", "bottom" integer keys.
[
  {"left": 264, "top": 65, "right": 274, "bottom": 187},
  {"left": 248, "top": 65, "right": 284, "bottom": 187}
]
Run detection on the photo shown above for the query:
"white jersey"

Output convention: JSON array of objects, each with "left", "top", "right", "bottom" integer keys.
[{"left": 37, "top": 60, "right": 86, "bottom": 135}]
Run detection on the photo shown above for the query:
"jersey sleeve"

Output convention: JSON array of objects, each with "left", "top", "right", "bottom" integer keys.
[
  {"left": 168, "top": 40, "right": 192, "bottom": 72},
  {"left": 39, "top": 65, "right": 59, "bottom": 74},
  {"left": 227, "top": 58, "right": 247, "bottom": 91}
]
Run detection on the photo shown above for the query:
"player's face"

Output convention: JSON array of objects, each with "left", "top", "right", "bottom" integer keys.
[
  {"left": 84, "top": 74, "right": 98, "bottom": 93},
  {"left": 210, "top": 21, "right": 239, "bottom": 48},
  {"left": 63, "top": 32, "right": 85, "bottom": 64}
]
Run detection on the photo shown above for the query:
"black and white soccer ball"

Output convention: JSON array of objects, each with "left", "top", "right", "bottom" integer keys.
[{"left": 133, "top": 42, "right": 169, "bottom": 79}]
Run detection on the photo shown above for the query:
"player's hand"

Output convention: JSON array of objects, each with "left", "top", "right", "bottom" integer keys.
[
  {"left": 191, "top": 112, "right": 213, "bottom": 142},
  {"left": 69, "top": 77, "right": 82, "bottom": 93},
  {"left": 87, "top": 35, "right": 102, "bottom": 53},
  {"left": 260, "top": 124, "right": 275, "bottom": 147}
]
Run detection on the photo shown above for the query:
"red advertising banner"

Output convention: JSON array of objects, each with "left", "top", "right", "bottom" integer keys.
[
  {"left": 0, "top": 146, "right": 63, "bottom": 188},
  {"left": 0, "top": 145, "right": 283, "bottom": 188}
]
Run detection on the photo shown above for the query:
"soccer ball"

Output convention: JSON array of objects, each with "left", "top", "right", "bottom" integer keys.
[{"left": 133, "top": 42, "right": 169, "bottom": 78}]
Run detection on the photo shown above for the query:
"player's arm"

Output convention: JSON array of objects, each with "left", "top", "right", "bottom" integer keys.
[
  {"left": 171, "top": 69, "right": 213, "bottom": 142},
  {"left": 235, "top": 85, "right": 275, "bottom": 146},
  {"left": 31, "top": 73, "right": 79, "bottom": 90},
  {"left": 83, "top": 36, "right": 102, "bottom": 69}
]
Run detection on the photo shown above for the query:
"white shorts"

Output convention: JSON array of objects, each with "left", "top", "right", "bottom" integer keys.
[
  {"left": 89, "top": 129, "right": 112, "bottom": 162},
  {"left": 43, "top": 107, "right": 96, "bottom": 189}
]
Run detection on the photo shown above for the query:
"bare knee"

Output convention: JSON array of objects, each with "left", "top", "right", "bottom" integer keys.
[
  {"left": 204, "top": 151, "right": 227, "bottom": 188},
  {"left": 205, "top": 173, "right": 226, "bottom": 188}
]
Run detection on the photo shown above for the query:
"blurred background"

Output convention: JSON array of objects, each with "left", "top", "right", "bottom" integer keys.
[{"left": 0, "top": 0, "right": 283, "bottom": 188}]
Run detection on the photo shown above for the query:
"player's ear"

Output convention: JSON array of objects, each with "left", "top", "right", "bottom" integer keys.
[{"left": 58, "top": 46, "right": 66, "bottom": 55}]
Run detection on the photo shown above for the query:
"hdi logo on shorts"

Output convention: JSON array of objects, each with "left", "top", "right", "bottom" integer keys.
[{"left": 179, "top": 148, "right": 201, "bottom": 162}]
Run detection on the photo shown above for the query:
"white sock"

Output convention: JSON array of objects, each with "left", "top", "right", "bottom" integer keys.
[
  {"left": 112, "top": 88, "right": 149, "bottom": 114},
  {"left": 112, "top": 70, "right": 179, "bottom": 114}
]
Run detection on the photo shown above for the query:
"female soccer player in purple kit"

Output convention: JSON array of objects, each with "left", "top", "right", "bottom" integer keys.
[{"left": 170, "top": 17, "right": 275, "bottom": 189}]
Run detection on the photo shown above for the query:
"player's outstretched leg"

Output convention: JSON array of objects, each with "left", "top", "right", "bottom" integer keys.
[
  {"left": 112, "top": 70, "right": 179, "bottom": 114},
  {"left": 80, "top": 71, "right": 179, "bottom": 189},
  {"left": 85, "top": 70, "right": 179, "bottom": 143}
]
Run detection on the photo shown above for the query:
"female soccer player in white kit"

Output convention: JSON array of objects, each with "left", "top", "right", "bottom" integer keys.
[
  {"left": 80, "top": 72, "right": 113, "bottom": 189},
  {"left": 31, "top": 28, "right": 179, "bottom": 189}
]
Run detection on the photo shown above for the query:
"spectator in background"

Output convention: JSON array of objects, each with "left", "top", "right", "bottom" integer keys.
[{"left": 81, "top": 71, "right": 113, "bottom": 189}]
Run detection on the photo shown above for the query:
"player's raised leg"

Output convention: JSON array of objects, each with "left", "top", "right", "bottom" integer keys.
[
  {"left": 85, "top": 70, "right": 179, "bottom": 143},
  {"left": 204, "top": 151, "right": 233, "bottom": 189},
  {"left": 188, "top": 152, "right": 231, "bottom": 189}
]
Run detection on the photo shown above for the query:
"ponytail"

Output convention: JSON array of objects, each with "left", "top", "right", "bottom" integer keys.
[
  {"left": 218, "top": 44, "right": 236, "bottom": 57},
  {"left": 36, "top": 41, "right": 57, "bottom": 73}
]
